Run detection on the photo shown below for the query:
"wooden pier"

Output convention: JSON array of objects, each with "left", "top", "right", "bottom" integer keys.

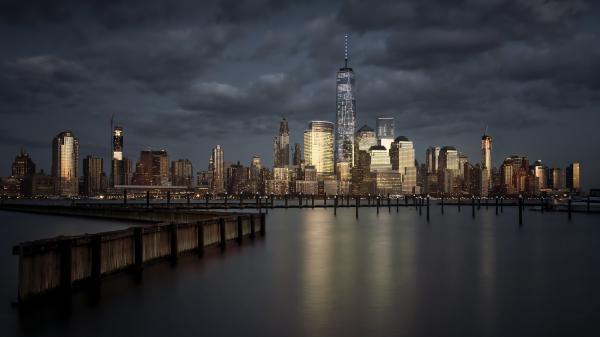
[{"left": 11, "top": 210, "right": 264, "bottom": 303}]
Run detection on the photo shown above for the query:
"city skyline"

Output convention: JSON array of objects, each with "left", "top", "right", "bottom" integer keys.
[{"left": 0, "top": 1, "right": 599, "bottom": 189}]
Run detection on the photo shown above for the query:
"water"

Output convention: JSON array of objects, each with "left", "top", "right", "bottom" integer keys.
[{"left": 1, "top": 206, "right": 599, "bottom": 337}]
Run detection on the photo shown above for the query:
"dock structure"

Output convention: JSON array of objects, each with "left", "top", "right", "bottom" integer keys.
[{"left": 7, "top": 205, "right": 264, "bottom": 303}]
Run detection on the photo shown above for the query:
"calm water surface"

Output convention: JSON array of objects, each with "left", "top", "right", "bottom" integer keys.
[{"left": 1, "top": 206, "right": 599, "bottom": 337}]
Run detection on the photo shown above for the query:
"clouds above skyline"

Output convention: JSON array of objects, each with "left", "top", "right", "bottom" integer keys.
[{"left": 0, "top": 0, "right": 599, "bottom": 188}]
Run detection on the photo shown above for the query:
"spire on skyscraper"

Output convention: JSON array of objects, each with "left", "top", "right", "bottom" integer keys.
[{"left": 344, "top": 34, "right": 349, "bottom": 68}]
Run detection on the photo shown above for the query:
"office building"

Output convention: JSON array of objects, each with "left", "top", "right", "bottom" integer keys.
[
  {"left": 52, "top": 130, "right": 79, "bottom": 196},
  {"left": 566, "top": 162, "right": 580, "bottom": 193},
  {"left": 273, "top": 118, "right": 290, "bottom": 167},
  {"left": 376, "top": 117, "right": 395, "bottom": 150},
  {"left": 171, "top": 159, "right": 194, "bottom": 187},
  {"left": 83, "top": 155, "right": 104, "bottom": 197},
  {"left": 335, "top": 34, "right": 356, "bottom": 165},
  {"left": 304, "top": 121, "right": 334, "bottom": 176}
]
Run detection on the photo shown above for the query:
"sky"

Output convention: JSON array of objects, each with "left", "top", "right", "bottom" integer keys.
[{"left": 1, "top": 0, "right": 599, "bottom": 189}]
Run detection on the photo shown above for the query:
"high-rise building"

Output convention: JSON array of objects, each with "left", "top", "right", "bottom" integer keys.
[
  {"left": 110, "top": 126, "right": 132, "bottom": 186},
  {"left": 369, "top": 145, "right": 392, "bottom": 172},
  {"left": 438, "top": 146, "right": 459, "bottom": 194},
  {"left": 292, "top": 143, "right": 302, "bottom": 166},
  {"left": 52, "top": 130, "right": 79, "bottom": 196},
  {"left": 390, "top": 136, "right": 416, "bottom": 194},
  {"left": 376, "top": 117, "right": 395, "bottom": 150},
  {"left": 304, "top": 121, "right": 334, "bottom": 176},
  {"left": 481, "top": 134, "right": 492, "bottom": 196},
  {"left": 530, "top": 160, "right": 548, "bottom": 190},
  {"left": 273, "top": 118, "right": 290, "bottom": 167},
  {"left": 566, "top": 162, "right": 580, "bottom": 192},
  {"left": 11, "top": 149, "right": 36, "bottom": 178},
  {"left": 335, "top": 34, "right": 356, "bottom": 166},
  {"left": 83, "top": 155, "right": 104, "bottom": 197},
  {"left": 211, "top": 145, "right": 225, "bottom": 194},
  {"left": 132, "top": 150, "right": 170, "bottom": 186},
  {"left": 171, "top": 159, "right": 194, "bottom": 187},
  {"left": 426, "top": 146, "right": 440, "bottom": 174},
  {"left": 551, "top": 167, "right": 564, "bottom": 190}
]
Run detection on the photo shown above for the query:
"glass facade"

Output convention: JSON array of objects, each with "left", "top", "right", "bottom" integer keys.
[
  {"left": 481, "top": 134, "right": 492, "bottom": 196},
  {"left": 304, "top": 121, "right": 334, "bottom": 176},
  {"left": 335, "top": 60, "right": 356, "bottom": 165},
  {"left": 52, "top": 131, "right": 79, "bottom": 196},
  {"left": 376, "top": 117, "right": 395, "bottom": 151}
]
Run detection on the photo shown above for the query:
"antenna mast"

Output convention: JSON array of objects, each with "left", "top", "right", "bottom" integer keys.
[{"left": 344, "top": 34, "right": 349, "bottom": 68}]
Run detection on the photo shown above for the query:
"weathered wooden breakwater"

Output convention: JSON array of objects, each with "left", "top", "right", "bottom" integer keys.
[{"left": 10, "top": 210, "right": 265, "bottom": 303}]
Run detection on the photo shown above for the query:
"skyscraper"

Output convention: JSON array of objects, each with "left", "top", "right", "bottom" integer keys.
[
  {"left": 83, "top": 155, "right": 104, "bottom": 197},
  {"left": 273, "top": 118, "right": 290, "bottom": 167},
  {"left": 111, "top": 126, "right": 131, "bottom": 186},
  {"left": 566, "top": 162, "right": 580, "bottom": 193},
  {"left": 304, "top": 121, "right": 334, "bottom": 176},
  {"left": 171, "top": 159, "right": 194, "bottom": 187},
  {"left": 426, "top": 146, "right": 440, "bottom": 174},
  {"left": 335, "top": 34, "right": 356, "bottom": 166},
  {"left": 211, "top": 145, "right": 225, "bottom": 194},
  {"left": 438, "top": 146, "right": 459, "bottom": 194},
  {"left": 292, "top": 143, "right": 302, "bottom": 166},
  {"left": 132, "top": 150, "right": 170, "bottom": 186},
  {"left": 481, "top": 133, "right": 492, "bottom": 196},
  {"left": 11, "top": 149, "right": 36, "bottom": 178},
  {"left": 52, "top": 131, "right": 79, "bottom": 196},
  {"left": 390, "top": 136, "right": 416, "bottom": 194},
  {"left": 376, "top": 117, "right": 395, "bottom": 150}
]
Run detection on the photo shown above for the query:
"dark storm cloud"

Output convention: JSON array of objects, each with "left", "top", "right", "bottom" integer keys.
[{"left": 0, "top": 0, "right": 599, "bottom": 187}]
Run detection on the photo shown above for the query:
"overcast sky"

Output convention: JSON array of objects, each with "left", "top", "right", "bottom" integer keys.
[{"left": 1, "top": 0, "right": 598, "bottom": 188}]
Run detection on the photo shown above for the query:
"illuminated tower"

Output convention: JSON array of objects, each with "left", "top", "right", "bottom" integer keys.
[
  {"left": 211, "top": 145, "right": 225, "bottom": 195},
  {"left": 304, "top": 121, "right": 334, "bottom": 176},
  {"left": 481, "top": 133, "right": 492, "bottom": 196},
  {"left": 335, "top": 34, "right": 356, "bottom": 166},
  {"left": 52, "top": 130, "right": 79, "bottom": 196}
]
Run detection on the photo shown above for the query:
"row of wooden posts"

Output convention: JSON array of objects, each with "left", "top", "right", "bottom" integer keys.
[{"left": 13, "top": 213, "right": 266, "bottom": 302}]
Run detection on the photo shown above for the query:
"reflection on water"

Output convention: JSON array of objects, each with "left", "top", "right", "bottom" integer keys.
[{"left": 2, "top": 207, "right": 600, "bottom": 337}]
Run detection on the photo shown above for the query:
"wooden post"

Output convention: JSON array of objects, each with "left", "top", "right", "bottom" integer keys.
[
  {"left": 219, "top": 218, "right": 226, "bottom": 250},
  {"left": 568, "top": 197, "right": 572, "bottom": 221},
  {"left": 387, "top": 194, "right": 391, "bottom": 213},
  {"left": 299, "top": 193, "right": 302, "bottom": 207},
  {"left": 169, "top": 223, "right": 178, "bottom": 265},
  {"left": 187, "top": 192, "right": 191, "bottom": 205},
  {"left": 368, "top": 195, "right": 371, "bottom": 206},
  {"left": 255, "top": 193, "right": 259, "bottom": 209},
  {"left": 312, "top": 194, "right": 315, "bottom": 208},
  {"left": 500, "top": 197, "right": 504, "bottom": 213},
  {"left": 519, "top": 196, "right": 523, "bottom": 226},
  {"left": 477, "top": 197, "right": 481, "bottom": 210},
  {"left": 271, "top": 193, "right": 274, "bottom": 208},
  {"left": 205, "top": 193, "right": 209, "bottom": 206},
  {"left": 347, "top": 194, "right": 350, "bottom": 207},
  {"left": 240, "top": 193, "right": 243, "bottom": 206},
  {"left": 59, "top": 238, "right": 73, "bottom": 292},
  {"left": 376, "top": 196, "right": 380, "bottom": 214},
  {"left": 418, "top": 197, "right": 422, "bottom": 216},
  {"left": 355, "top": 196, "right": 359, "bottom": 219},
  {"left": 472, "top": 197, "right": 475, "bottom": 219},
  {"left": 285, "top": 194, "right": 288, "bottom": 208},
  {"left": 250, "top": 215, "right": 256, "bottom": 239},
  {"left": 224, "top": 193, "right": 228, "bottom": 206},
  {"left": 123, "top": 188, "right": 127, "bottom": 205},
  {"left": 334, "top": 195, "right": 338, "bottom": 216},
  {"left": 197, "top": 221, "right": 204, "bottom": 257},
  {"left": 167, "top": 191, "right": 171, "bottom": 206},
  {"left": 495, "top": 196, "right": 499, "bottom": 215},
  {"left": 396, "top": 197, "right": 399, "bottom": 213},
  {"left": 485, "top": 197, "right": 489, "bottom": 210},
  {"left": 134, "top": 227, "right": 144, "bottom": 276},
  {"left": 91, "top": 234, "right": 102, "bottom": 286},
  {"left": 260, "top": 213, "right": 266, "bottom": 236},
  {"left": 426, "top": 196, "right": 430, "bottom": 222},
  {"left": 458, "top": 196, "right": 461, "bottom": 212},
  {"left": 441, "top": 196, "right": 444, "bottom": 214},
  {"left": 146, "top": 190, "right": 150, "bottom": 208},
  {"left": 324, "top": 194, "right": 327, "bottom": 208},
  {"left": 237, "top": 216, "right": 243, "bottom": 245}
]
